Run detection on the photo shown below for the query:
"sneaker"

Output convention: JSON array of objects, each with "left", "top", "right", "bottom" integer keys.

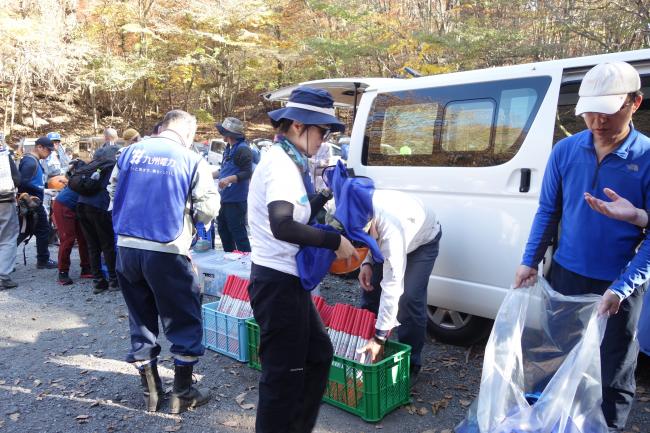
[
  {"left": 58, "top": 272, "right": 73, "bottom": 285},
  {"left": 37, "top": 259, "right": 58, "bottom": 269},
  {"left": 93, "top": 279, "right": 108, "bottom": 294},
  {"left": 0, "top": 278, "right": 18, "bottom": 290},
  {"left": 108, "top": 278, "right": 120, "bottom": 292}
]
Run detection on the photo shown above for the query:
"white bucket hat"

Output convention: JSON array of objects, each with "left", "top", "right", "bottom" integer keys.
[{"left": 575, "top": 62, "right": 641, "bottom": 116}]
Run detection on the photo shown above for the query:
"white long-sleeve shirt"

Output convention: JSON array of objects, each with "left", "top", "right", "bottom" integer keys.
[{"left": 364, "top": 190, "right": 440, "bottom": 331}]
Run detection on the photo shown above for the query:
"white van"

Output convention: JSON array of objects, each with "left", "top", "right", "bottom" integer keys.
[{"left": 264, "top": 49, "right": 650, "bottom": 345}]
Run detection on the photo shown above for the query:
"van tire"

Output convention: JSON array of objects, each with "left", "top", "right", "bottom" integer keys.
[{"left": 426, "top": 306, "right": 492, "bottom": 346}]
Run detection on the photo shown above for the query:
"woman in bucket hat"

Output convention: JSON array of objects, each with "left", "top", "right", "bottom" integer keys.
[{"left": 247, "top": 87, "right": 358, "bottom": 433}]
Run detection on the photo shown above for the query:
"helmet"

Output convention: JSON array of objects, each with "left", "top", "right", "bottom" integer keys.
[
  {"left": 47, "top": 132, "right": 61, "bottom": 142},
  {"left": 329, "top": 247, "right": 369, "bottom": 275},
  {"left": 47, "top": 175, "right": 68, "bottom": 190}
]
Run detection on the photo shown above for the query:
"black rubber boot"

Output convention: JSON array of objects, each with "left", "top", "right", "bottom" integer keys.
[
  {"left": 169, "top": 364, "right": 211, "bottom": 414},
  {"left": 139, "top": 362, "right": 164, "bottom": 412}
]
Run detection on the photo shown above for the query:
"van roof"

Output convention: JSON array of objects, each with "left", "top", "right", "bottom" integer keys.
[{"left": 264, "top": 49, "right": 650, "bottom": 107}]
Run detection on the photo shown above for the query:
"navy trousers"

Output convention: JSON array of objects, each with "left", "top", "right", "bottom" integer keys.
[
  {"left": 361, "top": 230, "right": 441, "bottom": 367},
  {"left": 248, "top": 263, "right": 333, "bottom": 433},
  {"left": 217, "top": 201, "right": 251, "bottom": 252},
  {"left": 116, "top": 246, "right": 204, "bottom": 363},
  {"left": 549, "top": 260, "right": 644, "bottom": 430}
]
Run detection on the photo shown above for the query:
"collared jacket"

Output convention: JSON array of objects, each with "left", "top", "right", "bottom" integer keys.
[
  {"left": 522, "top": 126, "right": 650, "bottom": 299},
  {"left": 219, "top": 138, "right": 252, "bottom": 203},
  {"left": 108, "top": 131, "right": 219, "bottom": 256}
]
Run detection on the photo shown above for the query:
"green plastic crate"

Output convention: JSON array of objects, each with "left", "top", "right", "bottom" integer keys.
[
  {"left": 246, "top": 318, "right": 261, "bottom": 371},
  {"left": 245, "top": 319, "right": 411, "bottom": 422}
]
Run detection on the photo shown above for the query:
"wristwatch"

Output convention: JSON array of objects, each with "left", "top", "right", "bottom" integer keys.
[{"left": 372, "top": 335, "right": 386, "bottom": 346}]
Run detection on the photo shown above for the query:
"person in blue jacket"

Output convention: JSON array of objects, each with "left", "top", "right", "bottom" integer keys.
[
  {"left": 17, "top": 136, "right": 57, "bottom": 269},
  {"left": 582, "top": 188, "right": 650, "bottom": 359},
  {"left": 76, "top": 144, "right": 119, "bottom": 294},
  {"left": 514, "top": 61, "right": 647, "bottom": 431},
  {"left": 109, "top": 110, "right": 219, "bottom": 414},
  {"left": 215, "top": 117, "right": 252, "bottom": 252}
]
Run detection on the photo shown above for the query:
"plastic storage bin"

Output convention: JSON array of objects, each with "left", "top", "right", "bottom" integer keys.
[
  {"left": 246, "top": 319, "right": 411, "bottom": 421},
  {"left": 192, "top": 250, "right": 251, "bottom": 297},
  {"left": 202, "top": 301, "right": 251, "bottom": 362}
]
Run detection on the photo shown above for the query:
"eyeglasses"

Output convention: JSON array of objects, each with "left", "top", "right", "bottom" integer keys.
[
  {"left": 312, "top": 125, "right": 332, "bottom": 141},
  {"left": 586, "top": 100, "right": 635, "bottom": 118}
]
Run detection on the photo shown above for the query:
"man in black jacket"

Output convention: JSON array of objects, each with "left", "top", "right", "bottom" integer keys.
[{"left": 0, "top": 144, "right": 20, "bottom": 289}]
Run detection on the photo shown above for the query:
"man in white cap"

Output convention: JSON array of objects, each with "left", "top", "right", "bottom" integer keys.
[{"left": 515, "top": 62, "right": 647, "bottom": 431}]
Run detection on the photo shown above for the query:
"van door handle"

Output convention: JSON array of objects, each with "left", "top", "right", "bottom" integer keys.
[{"left": 519, "top": 168, "right": 531, "bottom": 193}]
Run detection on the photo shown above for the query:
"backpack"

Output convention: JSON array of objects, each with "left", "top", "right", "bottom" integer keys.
[
  {"left": 67, "top": 158, "right": 115, "bottom": 196},
  {"left": 0, "top": 149, "right": 15, "bottom": 200}
]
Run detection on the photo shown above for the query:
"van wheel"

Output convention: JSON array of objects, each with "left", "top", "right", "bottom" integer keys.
[{"left": 426, "top": 306, "right": 491, "bottom": 346}]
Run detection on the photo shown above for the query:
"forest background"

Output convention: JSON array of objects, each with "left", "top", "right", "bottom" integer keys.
[{"left": 1, "top": 0, "right": 649, "bottom": 143}]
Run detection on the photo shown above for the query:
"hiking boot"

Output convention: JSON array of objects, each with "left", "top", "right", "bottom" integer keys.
[
  {"left": 58, "top": 271, "right": 73, "bottom": 286},
  {"left": 0, "top": 278, "right": 18, "bottom": 290},
  {"left": 37, "top": 259, "right": 58, "bottom": 269},
  {"left": 108, "top": 278, "right": 120, "bottom": 292},
  {"left": 139, "top": 362, "right": 164, "bottom": 412},
  {"left": 80, "top": 267, "right": 93, "bottom": 279},
  {"left": 93, "top": 278, "right": 108, "bottom": 294},
  {"left": 169, "top": 364, "right": 211, "bottom": 414}
]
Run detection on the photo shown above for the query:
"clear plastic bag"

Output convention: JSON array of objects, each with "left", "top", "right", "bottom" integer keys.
[{"left": 456, "top": 278, "right": 608, "bottom": 433}]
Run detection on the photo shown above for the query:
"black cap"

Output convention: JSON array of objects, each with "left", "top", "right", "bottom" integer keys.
[{"left": 35, "top": 136, "right": 55, "bottom": 150}]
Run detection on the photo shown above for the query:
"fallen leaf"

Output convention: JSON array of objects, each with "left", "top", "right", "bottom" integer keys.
[
  {"left": 222, "top": 420, "right": 238, "bottom": 427},
  {"left": 418, "top": 407, "right": 429, "bottom": 416},
  {"left": 459, "top": 399, "right": 472, "bottom": 407},
  {"left": 441, "top": 430, "right": 453, "bottom": 433},
  {"left": 631, "top": 426, "right": 640, "bottom": 432},
  {"left": 90, "top": 401, "right": 100, "bottom": 408},
  {"left": 82, "top": 333, "right": 89, "bottom": 337},
  {"left": 76, "top": 415, "right": 90, "bottom": 420},
  {"left": 375, "top": 425, "right": 383, "bottom": 429},
  {"left": 33, "top": 379, "right": 42, "bottom": 387},
  {"left": 240, "top": 403, "right": 255, "bottom": 410},
  {"left": 235, "top": 392, "right": 247, "bottom": 405},
  {"left": 163, "top": 426, "right": 181, "bottom": 432},
  {"left": 9, "top": 413, "right": 20, "bottom": 422},
  {"left": 638, "top": 396, "right": 650, "bottom": 402}
]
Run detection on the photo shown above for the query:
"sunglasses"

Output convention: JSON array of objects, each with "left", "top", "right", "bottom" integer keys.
[{"left": 312, "top": 125, "right": 332, "bottom": 141}]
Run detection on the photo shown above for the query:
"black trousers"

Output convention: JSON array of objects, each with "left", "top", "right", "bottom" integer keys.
[
  {"left": 549, "top": 260, "right": 644, "bottom": 430},
  {"left": 76, "top": 203, "right": 116, "bottom": 280},
  {"left": 17, "top": 203, "right": 50, "bottom": 263},
  {"left": 248, "top": 263, "right": 333, "bottom": 433},
  {"left": 217, "top": 202, "right": 251, "bottom": 252}
]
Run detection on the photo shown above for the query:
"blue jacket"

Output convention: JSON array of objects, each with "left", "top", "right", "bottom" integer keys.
[
  {"left": 55, "top": 186, "right": 79, "bottom": 210},
  {"left": 219, "top": 139, "right": 252, "bottom": 203},
  {"left": 112, "top": 137, "right": 202, "bottom": 243},
  {"left": 522, "top": 126, "right": 650, "bottom": 299},
  {"left": 18, "top": 154, "right": 45, "bottom": 200}
]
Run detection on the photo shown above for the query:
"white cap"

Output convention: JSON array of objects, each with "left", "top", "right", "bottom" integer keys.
[{"left": 575, "top": 62, "right": 640, "bottom": 116}]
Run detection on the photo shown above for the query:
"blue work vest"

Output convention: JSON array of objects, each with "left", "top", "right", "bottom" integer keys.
[
  {"left": 112, "top": 138, "right": 201, "bottom": 243},
  {"left": 20, "top": 154, "right": 45, "bottom": 200},
  {"left": 219, "top": 139, "right": 249, "bottom": 203}
]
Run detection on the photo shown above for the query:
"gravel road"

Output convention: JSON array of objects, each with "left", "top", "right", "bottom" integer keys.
[{"left": 1, "top": 243, "right": 648, "bottom": 433}]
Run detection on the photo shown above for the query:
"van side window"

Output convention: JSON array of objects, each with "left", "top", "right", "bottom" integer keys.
[
  {"left": 363, "top": 77, "right": 551, "bottom": 167},
  {"left": 442, "top": 99, "right": 495, "bottom": 152},
  {"left": 381, "top": 102, "right": 439, "bottom": 156}
]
